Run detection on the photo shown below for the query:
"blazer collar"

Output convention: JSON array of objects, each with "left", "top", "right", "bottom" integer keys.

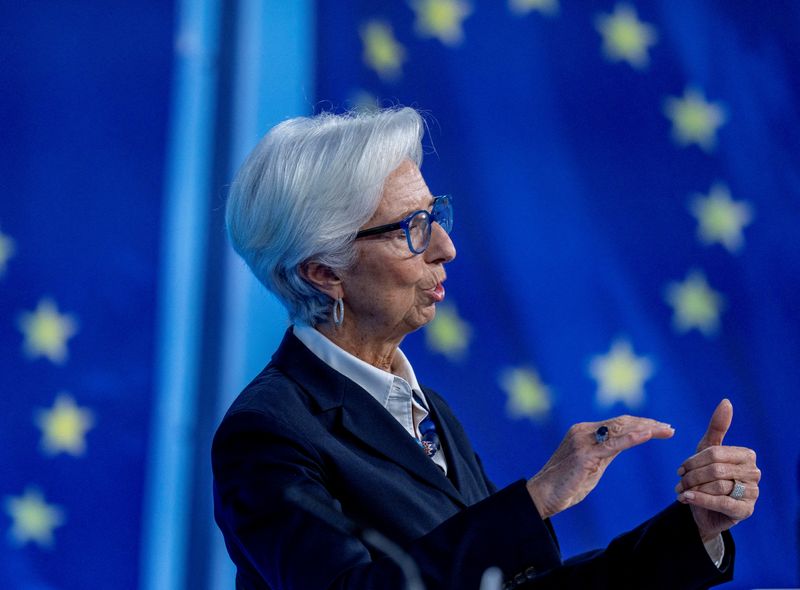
[{"left": 271, "top": 328, "right": 466, "bottom": 507}]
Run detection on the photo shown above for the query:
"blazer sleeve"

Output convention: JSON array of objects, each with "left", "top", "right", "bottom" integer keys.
[{"left": 509, "top": 503, "right": 734, "bottom": 590}]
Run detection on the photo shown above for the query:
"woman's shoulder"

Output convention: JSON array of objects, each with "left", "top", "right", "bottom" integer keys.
[
  {"left": 225, "top": 363, "right": 296, "bottom": 414},
  {"left": 226, "top": 359, "right": 326, "bottom": 419},
  {"left": 212, "top": 362, "right": 327, "bottom": 450}
]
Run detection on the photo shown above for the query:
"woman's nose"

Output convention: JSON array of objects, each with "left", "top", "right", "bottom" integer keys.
[{"left": 425, "top": 222, "right": 456, "bottom": 263}]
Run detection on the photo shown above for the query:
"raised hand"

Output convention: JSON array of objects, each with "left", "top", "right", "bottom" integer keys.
[
  {"left": 675, "top": 399, "right": 760, "bottom": 541},
  {"left": 526, "top": 416, "right": 675, "bottom": 519}
]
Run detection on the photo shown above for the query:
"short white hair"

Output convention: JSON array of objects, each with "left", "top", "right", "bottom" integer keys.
[{"left": 226, "top": 107, "right": 424, "bottom": 325}]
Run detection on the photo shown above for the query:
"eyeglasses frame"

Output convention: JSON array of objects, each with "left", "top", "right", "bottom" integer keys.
[{"left": 354, "top": 195, "right": 453, "bottom": 255}]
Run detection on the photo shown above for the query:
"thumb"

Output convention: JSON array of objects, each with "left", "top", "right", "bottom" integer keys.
[{"left": 697, "top": 399, "right": 733, "bottom": 452}]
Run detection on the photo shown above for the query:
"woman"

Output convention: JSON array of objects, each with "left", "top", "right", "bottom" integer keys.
[{"left": 213, "top": 107, "right": 759, "bottom": 589}]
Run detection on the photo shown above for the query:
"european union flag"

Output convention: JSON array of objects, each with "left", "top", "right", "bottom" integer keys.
[
  {"left": 315, "top": 1, "right": 800, "bottom": 588},
  {"left": 2, "top": 1, "right": 798, "bottom": 589},
  {"left": 0, "top": 3, "right": 172, "bottom": 589}
]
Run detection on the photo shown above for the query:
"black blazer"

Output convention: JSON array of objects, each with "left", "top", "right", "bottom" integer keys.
[{"left": 212, "top": 329, "right": 734, "bottom": 589}]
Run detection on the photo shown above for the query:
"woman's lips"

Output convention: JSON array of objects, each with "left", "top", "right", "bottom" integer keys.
[{"left": 429, "top": 283, "right": 445, "bottom": 302}]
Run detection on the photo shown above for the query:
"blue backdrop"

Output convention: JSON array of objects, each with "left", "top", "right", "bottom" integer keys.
[
  {"left": 0, "top": 1, "right": 172, "bottom": 589},
  {"left": 1, "top": 1, "right": 798, "bottom": 589},
  {"left": 316, "top": 1, "right": 799, "bottom": 588}
]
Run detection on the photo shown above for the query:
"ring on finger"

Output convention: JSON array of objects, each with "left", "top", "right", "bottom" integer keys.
[
  {"left": 729, "top": 480, "right": 746, "bottom": 500},
  {"left": 595, "top": 425, "right": 610, "bottom": 444}
]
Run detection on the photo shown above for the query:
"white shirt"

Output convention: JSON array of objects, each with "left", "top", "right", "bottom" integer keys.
[{"left": 293, "top": 324, "right": 448, "bottom": 474}]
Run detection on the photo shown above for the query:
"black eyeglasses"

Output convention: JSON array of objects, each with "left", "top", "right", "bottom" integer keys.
[{"left": 355, "top": 195, "right": 453, "bottom": 254}]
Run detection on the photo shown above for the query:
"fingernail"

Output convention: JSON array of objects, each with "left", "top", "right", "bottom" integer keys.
[
  {"left": 683, "top": 491, "right": 695, "bottom": 500},
  {"left": 677, "top": 466, "right": 685, "bottom": 476}
]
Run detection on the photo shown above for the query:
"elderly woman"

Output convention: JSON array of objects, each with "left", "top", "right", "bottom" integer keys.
[{"left": 212, "top": 107, "right": 759, "bottom": 589}]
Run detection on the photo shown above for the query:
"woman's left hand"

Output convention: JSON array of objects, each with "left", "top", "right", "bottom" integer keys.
[{"left": 675, "top": 399, "right": 760, "bottom": 542}]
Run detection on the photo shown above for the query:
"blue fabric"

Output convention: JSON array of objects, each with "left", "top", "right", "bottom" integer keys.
[
  {"left": 0, "top": 3, "right": 173, "bottom": 589},
  {"left": 315, "top": 2, "right": 800, "bottom": 588}
]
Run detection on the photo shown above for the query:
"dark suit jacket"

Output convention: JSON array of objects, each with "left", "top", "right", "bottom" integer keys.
[{"left": 212, "top": 329, "right": 734, "bottom": 589}]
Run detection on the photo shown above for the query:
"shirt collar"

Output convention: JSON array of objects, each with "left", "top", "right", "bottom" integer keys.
[{"left": 292, "top": 324, "right": 422, "bottom": 408}]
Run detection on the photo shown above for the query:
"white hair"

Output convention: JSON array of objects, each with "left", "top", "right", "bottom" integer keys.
[{"left": 226, "top": 107, "right": 424, "bottom": 325}]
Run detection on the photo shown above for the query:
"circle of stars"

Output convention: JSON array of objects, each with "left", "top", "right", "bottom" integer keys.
[{"left": 349, "top": 2, "right": 758, "bottom": 422}]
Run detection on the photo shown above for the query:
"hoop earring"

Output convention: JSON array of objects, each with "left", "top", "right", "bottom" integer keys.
[{"left": 333, "top": 297, "right": 344, "bottom": 327}]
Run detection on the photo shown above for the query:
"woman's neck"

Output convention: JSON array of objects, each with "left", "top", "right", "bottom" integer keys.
[{"left": 315, "top": 321, "right": 403, "bottom": 373}]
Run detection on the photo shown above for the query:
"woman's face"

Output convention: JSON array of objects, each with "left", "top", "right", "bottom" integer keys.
[{"left": 339, "top": 160, "right": 456, "bottom": 342}]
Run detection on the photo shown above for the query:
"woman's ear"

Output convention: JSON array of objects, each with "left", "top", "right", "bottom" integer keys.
[{"left": 299, "top": 261, "right": 342, "bottom": 299}]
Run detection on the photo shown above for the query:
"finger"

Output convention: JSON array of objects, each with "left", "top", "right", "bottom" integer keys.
[
  {"left": 677, "top": 490, "right": 755, "bottom": 521},
  {"left": 597, "top": 426, "right": 674, "bottom": 458},
  {"left": 696, "top": 399, "right": 733, "bottom": 452},
  {"left": 689, "top": 480, "right": 760, "bottom": 501},
  {"left": 599, "top": 416, "right": 673, "bottom": 435},
  {"left": 648, "top": 425, "right": 677, "bottom": 440},
  {"left": 679, "top": 446, "right": 758, "bottom": 475},
  {"left": 675, "top": 463, "right": 761, "bottom": 492},
  {"left": 676, "top": 463, "right": 762, "bottom": 492},
  {"left": 585, "top": 417, "right": 673, "bottom": 449}
]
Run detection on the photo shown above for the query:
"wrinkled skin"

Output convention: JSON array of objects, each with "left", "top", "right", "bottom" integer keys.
[
  {"left": 526, "top": 416, "right": 674, "bottom": 518},
  {"left": 527, "top": 399, "right": 760, "bottom": 545},
  {"left": 675, "top": 400, "right": 760, "bottom": 541}
]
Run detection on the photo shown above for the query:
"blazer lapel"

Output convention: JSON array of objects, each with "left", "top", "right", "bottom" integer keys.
[
  {"left": 423, "top": 387, "right": 490, "bottom": 506},
  {"left": 271, "top": 329, "right": 466, "bottom": 507}
]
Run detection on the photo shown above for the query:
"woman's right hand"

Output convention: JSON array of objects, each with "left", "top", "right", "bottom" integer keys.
[{"left": 526, "top": 416, "right": 675, "bottom": 519}]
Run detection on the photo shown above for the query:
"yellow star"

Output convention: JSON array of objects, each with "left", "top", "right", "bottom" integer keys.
[
  {"left": 17, "top": 298, "right": 78, "bottom": 364},
  {"left": 499, "top": 367, "right": 552, "bottom": 420},
  {"left": 509, "top": 0, "right": 559, "bottom": 16},
  {"left": 349, "top": 89, "right": 381, "bottom": 113},
  {"left": 360, "top": 20, "right": 406, "bottom": 81},
  {"left": 595, "top": 3, "right": 658, "bottom": 70},
  {"left": 410, "top": 0, "right": 473, "bottom": 46},
  {"left": 4, "top": 487, "right": 66, "bottom": 548},
  {"left": 589, "top": 339, "right": 653, "bottom": 408},
  {"left": 35, "top": 393, "right": 95, "bottom": 456},
  {"left": 663, "top": 87, "right": 727, "bottom": 152},
  {"left": 689, "top": 183, "right": 754, "bottom": 253},
  {"left": 425, "top": 303, "right": 472, "bottom": 361},
  {"left": 664, "top": 270, "right": 725, "bottom": 337},
  {"left": 0, "top": 230, "right": 15, "bottom": 277}
]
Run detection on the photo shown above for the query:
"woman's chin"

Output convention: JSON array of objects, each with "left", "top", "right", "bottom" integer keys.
[{"left": 403, "top": 307, "right": 437, "bottom": 335}]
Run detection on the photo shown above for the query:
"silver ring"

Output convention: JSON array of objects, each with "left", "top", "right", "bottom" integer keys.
[
  {"left": 595, "top": 425, "right": 610, "bottom": 444},
  {"left": 729, "top": 480, "right": 745, "bottom": 500}
]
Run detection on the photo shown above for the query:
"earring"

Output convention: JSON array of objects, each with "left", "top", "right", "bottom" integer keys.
[{"left": 333, "top": 297, "right": 344, "bottom": 327}]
